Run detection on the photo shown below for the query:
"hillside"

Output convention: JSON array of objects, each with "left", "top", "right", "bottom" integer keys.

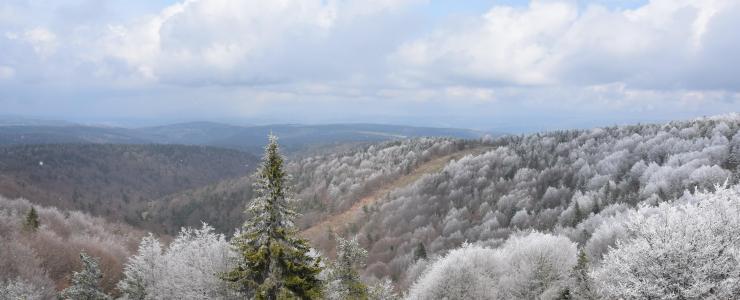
[
  {"left": 142, "top": 138, "right": 472, "bottom": 235},
  {"left": 134, "top": 121, "right": 247, "bottom": 146},
  {"left": 0, "top": 125, "right": 148, "bottom": 146},
  {"left": 197, "top": 123, "right": 486, "bottom": 153},
  {"left": 353, "top": 116, "right": 740, "bottom": 282},
  {"left": 0, "top": 144, "right": 257, "bottom": 228},
  {"left": 3, "top": 116, "right": 740, "bottom": 298},
  {"left": 300, "top": 146, "right": 493, "bottom": 250},
  {"left": 120, "top": 116, "right": 740, "bottom": 298},
  {"left": 0, "top": 195, "right": 144, "bottom": 297}
]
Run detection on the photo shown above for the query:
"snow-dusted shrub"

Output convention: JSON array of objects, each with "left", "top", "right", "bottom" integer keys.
[{"left": 593, "top": 186, "right": 740, "bottom": 299}]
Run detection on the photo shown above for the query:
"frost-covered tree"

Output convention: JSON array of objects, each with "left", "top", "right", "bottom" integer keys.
[
  {"left": 496, "top": 232, "right": 577, "bottom": 299},
  {"left": 117, "top": 234, "right": 161, "bottom": 300},
  {"left": 407, "top": 243, "right": 499, "bottom": 300},
  {"left": 60, "top": 252, "right": 110, "bottom": 300},
  {"left": 117, "top": 224, "right": 235, "bottom": 300},
  {"left": 222, "top": 135, "right": 323, "bottom": 299},
  {"left": 325, "top": 237, "right": 369, "bottom": 300},
  {"left": 593, "top": 185, "right": 740, "bottom": 299},
  {"left": 408, "top": 232, "right": 576, "bottom": 300}
]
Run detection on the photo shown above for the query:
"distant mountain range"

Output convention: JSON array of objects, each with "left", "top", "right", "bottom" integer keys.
[{"left": 0, "top": 118, "right": 490, "bottom": 154}]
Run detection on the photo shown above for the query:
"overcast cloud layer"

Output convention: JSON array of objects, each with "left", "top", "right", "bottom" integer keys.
[{"left": 1, "top": 0, "right": 740, "bottom": 131}]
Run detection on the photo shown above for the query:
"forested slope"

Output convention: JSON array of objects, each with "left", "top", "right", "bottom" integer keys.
[
  {"left": 356, "top": 115, "right": 740, "bottom": 282},
  {"left": 0, "top": 196, "right": 144, "bottom": 297},
  {"left": 0, "top": 144, "right": 257, "bottom": 227},
  {"left": 300, "top": 146, "right": 492, "bottom": 252},
  {"left": 143, "top": 138, "right": 471, "bottom": 235},
  {"left": 4, "top": 116, "right": 740, "bottom": 299},
  {"left": 123, "top": 116, "right": 740, "bottom": 299}
]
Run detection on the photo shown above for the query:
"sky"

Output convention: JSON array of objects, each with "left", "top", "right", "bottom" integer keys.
[{"left": 1, "top": 0, "right": 740, "bottom": 132}]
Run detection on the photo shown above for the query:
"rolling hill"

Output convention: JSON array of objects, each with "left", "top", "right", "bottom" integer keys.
[
  {"left": 0, "top": 125, "right": 148, "bottom": 146},
  {"left": 0, "top": 144, "right": 257, "bottom": 228},
  {"left": 0, "top": 118, "right": 489, "bottom": 154}
]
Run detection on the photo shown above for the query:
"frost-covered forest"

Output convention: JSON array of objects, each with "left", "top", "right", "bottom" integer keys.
[
  {"left": 5, "top": 0, "right": 740, "bottom": 297},
  {"left": 3, "top": 115, "right": 740, "bottom": 299},
  {"left": 143, "top": 138, "right": 469, "bottom": 234},
  {"left": 358, "top": 115, "right": 740, "bottom": 285}
]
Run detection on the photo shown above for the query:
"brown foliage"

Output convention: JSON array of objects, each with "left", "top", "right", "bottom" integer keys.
[{"left": 0, "top": 196, "right": 144, "bottom": 295}]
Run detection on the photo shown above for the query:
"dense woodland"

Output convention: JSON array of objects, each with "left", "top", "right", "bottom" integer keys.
[
  {"left": 0, "top": 144, "right": 257, "bottom": 231},
  {"left": 2, "top": 115, "right": 740, "bottom": 299},
  {"left": 144, "top": 138, "right": 468, "bottom": 234},
  {"left": 358, "top": 115, "right": 740, "bottom": 284}
]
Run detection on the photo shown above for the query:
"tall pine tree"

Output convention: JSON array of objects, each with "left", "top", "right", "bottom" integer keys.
[
  {"left": 60, "top": 252, "right": 110, "bottom": 300},
  {"left": 413, "top": 242, "right": 427, "bottom": 261},
  {"left": 23, "top": 206, "right": 39, "bottom": 232},
  {"left": 570, "top": 249, "right": 596, "bottom": 300},
  {"left": 222, "top": 135, "right": 323, "bottom": 299},
  {"left": 326, "top": 236, "right": 369, "bottom": 299}
]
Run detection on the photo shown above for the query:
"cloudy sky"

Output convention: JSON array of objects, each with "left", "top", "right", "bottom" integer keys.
[{"left": 1, "top": 0, "right": 739, "bottom": 132}]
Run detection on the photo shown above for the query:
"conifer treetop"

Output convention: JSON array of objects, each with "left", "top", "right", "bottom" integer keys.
[
  {"left": 244, "top": 134, "right": 299, "bottom": 245},
  {"left": 23, "top": 206, "right": 40, "bottom": 232},
  {"left": 222, "top": 135, "right": 323, "bottom": 299},
  {"left": 60, "top": 252, "right": 110, "bottom": 300}
]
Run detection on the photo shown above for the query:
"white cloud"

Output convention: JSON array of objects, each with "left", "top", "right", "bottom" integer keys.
[
  {"left": 393, "top": 0, "right": 740, "bottom": 90},
  {"left": 95, "top": 0, "right": 423, "bottom": 84},
  {"left": 6, "top": 0, "right": 740, "bottom": 91},
  {"left": 395, "top": 1, "right": 576, "bottom": 85},
  {"left": 22, "top": 27, "right": 57, "bottom": 58}
]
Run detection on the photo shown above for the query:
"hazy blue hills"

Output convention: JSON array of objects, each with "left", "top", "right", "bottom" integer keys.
[
  {"left": 0, "top": 125, "right": 148, "bottom": 146},
  {"left": 0, "top": 118, "right": 489, "bottom": 153}
]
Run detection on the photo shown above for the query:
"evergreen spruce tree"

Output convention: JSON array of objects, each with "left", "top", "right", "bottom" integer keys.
[
  {"left": 60, "top": 252, "right": 110, "bottom": 300},
  {"left": 326, "top": 237, "right": 368, "bottom": 300},
  {"left": 413, "top": 242, "right": 427, "bottom": 261},
  {"left": 573, "top": 201, "right": 583, "bottom": 226},
  {"left": 727, "top": 145, "right": 740, "bottom": 170},
  {"left": 23, "top": 206, "right": 39, "bottom": 232},
  {"left": 570, "top": 249, "right": 595, "bottom": 300},
  {"left": 222, "top": 135, "right": 323, "bottom": 299}
]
